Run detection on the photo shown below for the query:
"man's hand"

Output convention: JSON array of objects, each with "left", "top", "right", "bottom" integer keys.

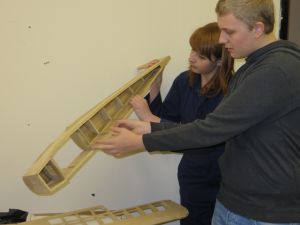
[
  {"left": 91, "top": 127, "right": 145, "bottom": 158},
  {"left": 116, "top": 119, "right": 151, "bottom": 134}
]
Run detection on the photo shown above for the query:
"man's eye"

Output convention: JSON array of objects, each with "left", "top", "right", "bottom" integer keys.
[{"left": 226, "top": 30, "right": 234, "bottom": 35}]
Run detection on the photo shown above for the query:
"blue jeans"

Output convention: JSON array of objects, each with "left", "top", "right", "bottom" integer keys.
[{"left": 212, "top": 200, "right": 300, "bottom": 225}]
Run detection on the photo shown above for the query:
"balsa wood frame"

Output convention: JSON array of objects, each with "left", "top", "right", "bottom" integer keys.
[
  {"left": 12, "top": 200, "right": 188, "bottom": 225},
  {"left": 23, "top": 56, "right": 171, "bottom": 196}
]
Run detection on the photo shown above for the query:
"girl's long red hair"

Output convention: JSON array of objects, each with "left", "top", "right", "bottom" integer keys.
[{"left": 189, "top": 22, "right": 234, "bottom": 97}]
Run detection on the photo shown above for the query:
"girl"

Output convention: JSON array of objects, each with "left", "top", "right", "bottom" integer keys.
[{"left": 130, "top": 22, "right": 234, "bottom": 225}]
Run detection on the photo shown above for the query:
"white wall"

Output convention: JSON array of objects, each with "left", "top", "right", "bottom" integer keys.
[{"left": 0, "top": 1, "right": 280, "bottom": 224}]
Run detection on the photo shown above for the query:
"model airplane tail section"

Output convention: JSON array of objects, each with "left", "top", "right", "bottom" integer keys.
[
  {"left": 10, "top": 200, "right": 188, "bottom": 225},
  {"left": 23, "top": 56, "right": 171, "bottom": 195}
]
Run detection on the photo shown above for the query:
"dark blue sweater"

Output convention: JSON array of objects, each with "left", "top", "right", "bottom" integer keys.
[
  {"left": 146, "top": 71, "right": 225, "bottom": 225},
  {"left": 147, "top": 71, "right": 223, "bottom": 124}
]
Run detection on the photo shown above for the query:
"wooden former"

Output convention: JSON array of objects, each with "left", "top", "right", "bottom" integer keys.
[
  {"left": 23, "top": 56, "right": 171, "bottom": 196},
  {"left": 12, "top": 200, "right": 188, "bottom": 225}
]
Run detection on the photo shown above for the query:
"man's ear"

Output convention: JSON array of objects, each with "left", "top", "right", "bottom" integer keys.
[{"left": 254, "top": 22, "right": 265, "bottom": 37}]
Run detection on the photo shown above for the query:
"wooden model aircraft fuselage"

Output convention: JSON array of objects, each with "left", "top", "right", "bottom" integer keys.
[{"left": 23, "top": 56, "right": 171, "bottom": 195}]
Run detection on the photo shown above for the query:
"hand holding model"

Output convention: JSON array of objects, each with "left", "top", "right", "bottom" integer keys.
[
  {"left": 91, "top": 119, "right": 150, "bottom": 157},
  {"left": 129, "top": 95, "right": 160, "bottom": 122}
]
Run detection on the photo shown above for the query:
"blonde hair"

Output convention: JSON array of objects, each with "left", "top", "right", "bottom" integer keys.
[
  {"left": 215, "top": 0, "right": 274, "bottom": 34},
  {"left": 189, "top": 22, "right": 234, "bottom": 97}
]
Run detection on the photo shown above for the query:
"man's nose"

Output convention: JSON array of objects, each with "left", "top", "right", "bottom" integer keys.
[{"left": 219, "top": 31, "right": 227, "bottom": 44}]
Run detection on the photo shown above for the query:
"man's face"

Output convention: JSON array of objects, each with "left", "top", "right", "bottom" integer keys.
[{"left": 217, "top": 13, "right": 257, "bottom": 59}]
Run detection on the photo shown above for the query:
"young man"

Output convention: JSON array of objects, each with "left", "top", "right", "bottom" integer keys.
[{"left": 93, "top": 0, "right": 300, "bottom": 224}]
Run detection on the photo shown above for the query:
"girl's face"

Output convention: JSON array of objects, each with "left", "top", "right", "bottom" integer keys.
[{"left": 188, "top": 50, "right": 218, "bottom": 75}]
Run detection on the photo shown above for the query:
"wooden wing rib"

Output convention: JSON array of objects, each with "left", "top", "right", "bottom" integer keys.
[
  {"left": 14, "top": 200, "right": 188, "bottom": 225},
  {"left": 23, "top": 56, "right": 171, "bottom": 195}
]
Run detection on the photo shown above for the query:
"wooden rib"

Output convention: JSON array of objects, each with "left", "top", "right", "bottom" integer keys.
[
  {"left": 12, "top": 200, "right": 188, "bottom": 225},
  {"left": 23, "top": 56, "right": 171, "bottom": 195}
]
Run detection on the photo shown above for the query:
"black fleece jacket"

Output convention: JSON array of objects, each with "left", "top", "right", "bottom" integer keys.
[{"left": 143, "top": 40, "right": 300, "bottom": 222}]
